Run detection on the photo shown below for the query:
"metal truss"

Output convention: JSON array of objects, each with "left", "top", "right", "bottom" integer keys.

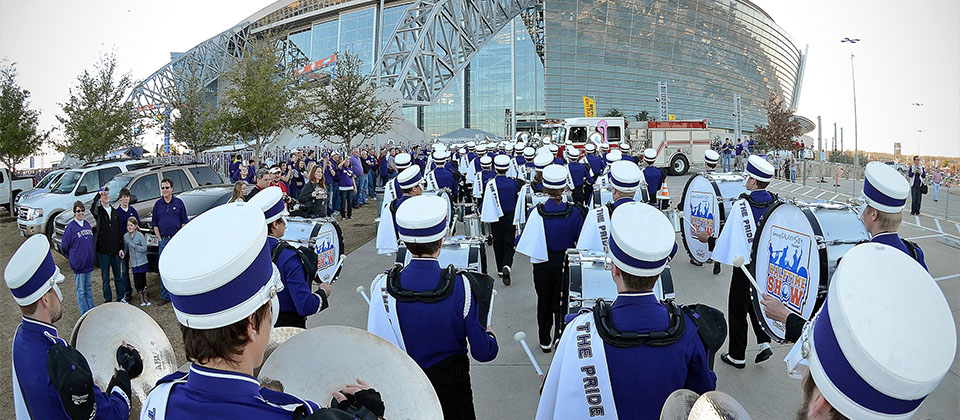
[
  {"left": 519, "top": 0, "right": 544, "bottom": 64},
  {"left": 376, "top": 0, "right": 539, "bottom": 106}
]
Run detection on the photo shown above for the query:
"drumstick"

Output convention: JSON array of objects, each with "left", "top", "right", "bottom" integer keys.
[
  {"left": 327, "top": 255, "right": 347, "bottom": 283},
  {"left": 513, "top": 331, "right": 544, "bottom": 376},
  {"left": 732, "top": 256, "right": 761, "bottom": 291},
  {"left": 356, "top": 286, "right": 371, "bottom": 305},
  {"left": 487, "top": 289, "right": 497, "bottom": 326}
]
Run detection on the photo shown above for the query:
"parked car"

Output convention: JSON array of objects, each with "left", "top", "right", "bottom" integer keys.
[
  {"left": 51, "top": 163, "right": 226, "bottom": 254},
  {"left": 1, "top": 167, "right": 37, "bottom": 213},
  {"left": 17, "top": 159, "right": 149, "bottom": 239},
  {"left": 14, "top": 169, "right": 67, "bottom": 210}
]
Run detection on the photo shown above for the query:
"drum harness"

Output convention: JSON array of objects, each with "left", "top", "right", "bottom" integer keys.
[
  {"left": 385, "top": 264, "right": 494, "bottom": 327},
  {"left": 272, "top": 241, "right": 320, "bottom": 284}
]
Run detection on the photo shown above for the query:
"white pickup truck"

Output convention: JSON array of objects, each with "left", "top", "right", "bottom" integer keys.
[{"left": 1, "top": 167, "right": 35, "bottom": 214}]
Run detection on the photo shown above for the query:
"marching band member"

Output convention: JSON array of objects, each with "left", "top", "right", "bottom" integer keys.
[
  {"left": 427, "top": 149, "right": 459, "bottom": 198},
  {"left": 481, "top": 154, "right": 523, "bottom": 285},
  {"left": 584, "top": 142, "right": 604, "bottom": 178},
  {"left": 537, "top": 202, "right": 717, "bottom": 420},
  {"left": 381, "top": 152, "right": 413, "bottom": 210},
  {"left": 641, "top": 148, "right": 664, "bottom": 207},
  {"left": 700, "top": 155, "right": 778, "bottom": 368},
  {"left": 786, "top": 243, "right": 954, "bottom": 420},
  {"left": 145, "top": 204, "right": 384, "bottom": 419},
  {"left": 7, "top": 235, "right": 141, "bottom": 420},
  {"left": 599, "top": 142, "right": 610, "bottom": 158},
  {"left": 521, "top": 147, "right": 537, "bottom": 181},
  {"left": 512, "top": 153, "right": 555, "bottom": 227},
  {"left": 577, "top": 161, "right": 643, "bottom": 253},
  {"left": 504, "top": 143, "right": 520, "bottom": 178},
  {"left": 377, "top": 166, "right": 424, "bottom": 255},
  {"left": 472, "top": 155, "right": 495, "bottom": 200},
  {"left": 761, "top": 161, "right": 925, "bottom": 343},
  {"left": 516, "top": 165, "right": 587, "bottom": 352},
  {"left": 367, "top": 196, "right": 498, "bottom": 420},
  {"left": 548, "top": 144, "right": 562, "bottom": 164},
  {"left": 249, "top": 187, "right": 330, "bottom": 329},
  {"left": 565, "top": 147, "right": 594, "bottom": 205},
  {"left": 619, "top": 142, "right": 636, "bottom": 163}
]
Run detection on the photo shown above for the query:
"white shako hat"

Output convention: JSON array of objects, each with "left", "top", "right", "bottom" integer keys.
[
  {"left": 247, "top": 186, "right": 288, "bottom": 224},
  {"left": 745, "top": 155, "right": 774, "bottom": 182},
  {"left": 564, "top": 146, "right": 581, "bottom": 161},
  {"left": 493, "top": 154, "right": 511, "bottom": 170},
  {"left": 542, "top": 164, "right": 569, "bottom": 189},
  {"left": 533, "top": 153, "right": 553, "bottom": 170},
  {"left": 476, "top": 144, "right": 488, "bottom": 153},
  {"left": 497, "top": 142, "right": 507, "bottom": 151},
  {"left": 619, "top": 142, "right": 632, "bottom": 153},
  {"left": 704, "top": 149, "right": 720, "bottom": 166},
  {"left": 584, "top": 142, "right": 597, "bottom": 153},
  {"left": 5, "top": 235, "right": 65, "bottom": 306},
  {"left": 548, "top": 144, "right": 559, "bottom": 153},
  {"left": 523, "top": 147, "right": 536, "bottom": 159},
  {"left": 505, "top": 143, "right": 515, "bottom": 153},
  {"left": 599, "top": 142, "right": 610, "bottom": 151},
  {"left": 459, "top": 148, "right": 467, "bottom": 154},
  {"left": 605, "top": 149, "right": 623, "bottom": 164},
  {"left": 432, "top": 149, "right": 449, "bottom": 163},
  {"left": 515, "top": 141, "right": 526, "bottom": 150},
  {"left": 479, "top": 155, "right": 493, "bottom": 168},
  {"left": 608, "top": 202, "right": 677, "bottom": 276},
  {"left": 800, "top": 243, "right": 955, "bottom": 420},
  {"left": 466, "top": 141, "right": 476, "bottom": 149},
  {"left": 397, "top": 166, "right": 423, "bottom": 190},
  {"left": 160, "top": 203, "right": 284, "bottom": 330},
  {"left": 862, "top": 161, "right": 909, "bottom": 213},
  {"left": 394, "top": 152, "right": 412, "bottom": 170},
  {"left": 542, "top": 135, "right": 553, "bottom": 145},
  {"left": 608, "top": 161, "right": 643, "bottom": 193},
  {"left": 396, "top": 195, "right": 448, "bottom": 243},
  {"left": 643, "top": 148, "right": 657, "bottom": 163}
]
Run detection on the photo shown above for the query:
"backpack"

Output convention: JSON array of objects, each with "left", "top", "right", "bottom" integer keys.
[
  {"left": 272, "top": 240, "right": 318, "bottom": 284},
  {"left": 386, "top": 264, "right": 495, "bottom": 327}
]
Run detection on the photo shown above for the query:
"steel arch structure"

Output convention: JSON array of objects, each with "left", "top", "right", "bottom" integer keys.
[{"left": 375, "top": 0, "right": 539, "bottom": 106}]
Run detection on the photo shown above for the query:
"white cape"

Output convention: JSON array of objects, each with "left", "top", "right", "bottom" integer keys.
[
  {"left": 516, "top": 206, "right": 549, "bottom": 263},
  {"left": 536, "top": 313, "right": 618, "bottom": 420},
  {"left": 480, "top": 178, "right": 504, "bottom": 223},
  {"left": 376, "top": 201, "right": 401, "bottom": 255},
  {"left": 577, "top": 205, "right": 612, "bottom": 253},
  {"left": 366, "top": 274, "right": 408, "bottom": 351},
  {"left": 711, "top": 198, "right": 757, "bottom": 266},
  {"left": 513, "top": 184, "right": 532, "bottom": 226}
]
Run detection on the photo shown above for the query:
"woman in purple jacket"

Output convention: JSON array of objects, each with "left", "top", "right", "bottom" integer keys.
[
  {"left": 336, "top": 156, "right": 356, "bottom": 219},
  {"left": 60, "top": 200, "right": 96, "bottom": 314}
]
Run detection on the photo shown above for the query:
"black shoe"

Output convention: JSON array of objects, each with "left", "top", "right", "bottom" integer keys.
[
  {"left": 713, "top": 262, "right": 721, "bottom": 275},
  {"left": 720, "top": 353, "right": 745, "bottom": 369},
  {"left": 755, "top": 347, "right": 774, "bottom": 363},
  {"left": 690, "top": 258, "right": 703, "bottom": 267},
  {"left": 540, "top": 344, "right": 552, "bottom": 353},
  {"left": 502, "top": 266, "right": 511, "bottom": 286}
]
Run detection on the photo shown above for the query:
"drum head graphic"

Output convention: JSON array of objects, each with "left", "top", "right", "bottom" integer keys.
[
  {"left": 681, "top": 174, "right": 720, "bottom": 264},
  {"left": 750, "top": 203, "right": 821, "bottom": 342},
  {"left": 314, "top": 221, "right": 343, "bottom": 282}
]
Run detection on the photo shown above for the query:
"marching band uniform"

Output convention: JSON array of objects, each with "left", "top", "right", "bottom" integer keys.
[
  {"left": 619, "top": 143, "right": 637, "bottom": 163},
  {"left": 377, "top": 166, "right": 423, "bottom": 255},
  {"left": 584, "top": 143, "right": 605, "bottom": 177},
  {"left": 367, "top": 196, "right": 498, "bottom": 420},
  {"left": 249, "top": 187, "right": 328, "bottom": 328},
  {"left": 521, "top": 147, "right": 537, "bottom": 182},
  {"left": 481, "top": 155, "right": 523, "bottom": 285},
  {"left": 549, "top": 144, "right": 562, "bottom": 164},
  {"left": 516, "top": 165, "right": 587, "bottom": 351},
  {"left": 565, "top": 147, "right": 594, "bottom": 205},
  {"left": 513, "top": 153, "right": 555, "bottom": 227},
  {"left": 428, "top": 150, "right": 460, "bottom": 199},
  {"left": 784, "top": 243, "right": 954, "bottom": 420},
  {"left": 642, "top": 148, "right": 664, "bottom": 207},
  {"left": 577, "top": 161, "right": 642, "bottom": 253},
  {"left": 711, "top": 155, "right": 777, "bottom": 368},
  {"left": 381, "top": 152, "right": 413, "bottom": 211},
  {"left": 537, "top": 203, "right": 716, "bottom": 420},
  {"left": 472, "top": 156, "right": 495, "bottom": 200},
  {"left": 7, "top": 235, "right": 138, "bottom": 420}
]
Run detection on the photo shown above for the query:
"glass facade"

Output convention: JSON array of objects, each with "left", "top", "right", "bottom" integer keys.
[
  {"left": 339, "top": 7, "right": 377, "bottom": 72},
  {"left": 311, "top": 19, "right": 338, "bottom": 60}
]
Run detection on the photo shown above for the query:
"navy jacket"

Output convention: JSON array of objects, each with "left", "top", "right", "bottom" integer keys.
[
  {"left": 526, "top": 200, "right": 587, "bottom": 253},
  {"left": 871, "top": 232, "right": 927, "bottom": 270},
  {"left": 643, "top": 166, "right": 664, "bottom": 200},
  {"left": 268, "top": 237, "right": 325, "bottom": 316}
]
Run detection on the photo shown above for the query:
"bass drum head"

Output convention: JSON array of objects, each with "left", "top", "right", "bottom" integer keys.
[
  {"left": 314, "top": 220, "right": 344, "bottom": 282},
  {"left": 750, "top": 202, "right": 822, "bottom": 342},
  {"left": 70, "top": 302, "right": 177, "bottom": 405},
  {"left": 259, "top": 326, "right": 443, "bottom": 420},
  {"left": 681, "top": 174, "right": 721, "bottom": 264},
  {"left": 282, "top": 218, "right": 316, "bottom": 244}
]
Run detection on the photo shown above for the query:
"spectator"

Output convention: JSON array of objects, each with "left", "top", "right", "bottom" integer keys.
[
  {"left": 387, "top": 147, "right": 398, "bottom": 178},
  {"left": 932, "top": 167, "right": 942, "bottom": 202},
  {"left": 229, "top": 181, "right": 246, "bottom": 203},
  {"left": 275, "top": 164, "right": 290, "bottom": 195},
  {"left": 379, "top": 149, "right": 390, "bottom": 188},
  {"left": 908, "top": 155, "right": 926, "bottom": 215},
  {"left": 120, "top": 216, "right": 151, "bottom": 306},
  {"left": 61, "top": 201, "right": 95, "bottom": 314},
  {"left": 734, "top": 139, "right": 744, "bottom": 171},
  {"left": 789, "top": 154, "right": 798, "bottom": 183},
  {"left": 325, "top": 154, "right": 341, "bottom": 215},
  {"left": 350, "top": 148, "right": 365, "bottom": 207},
  {"left": 91, "top": 187, "right": 125, "bottom": 303},
  {"left": 151, "top": 177, "right": 189, "bottom": 303},
  {"left": 366, "top": 149, "right": 379, "bottom": 199},
  {"left": 298, "top": 164, "right": 327, "bottom": 217},
  {"left": 721, "top": 138, "right": 733, "bottom": 172},
  {"left": 336, "top": 154, "right": 356, "bottom": 219},
  {"left": 246, "top": 168, "right": 271, "bottom": 201},
  {"left": 291, "top": 159, "right": 306, "bottom": 200},
  {"left": 247, "top": 159, "right": 256, "bottom": 183},
  {"left": 229, "top": 154, "right": 241, "bottom": 182},
  {"left": 115, "top": 188, "right": 139, "bottom": 302}
]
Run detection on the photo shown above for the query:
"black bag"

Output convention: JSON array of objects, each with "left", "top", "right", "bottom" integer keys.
[
  {"left": 272, "top": 240, "right": 318, "bottom": 284},
  {"left": 920, "top": 184, "right": 928, "bottom": 194}
]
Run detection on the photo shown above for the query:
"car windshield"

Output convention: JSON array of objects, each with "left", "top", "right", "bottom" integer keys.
[
  {"left": 102, "top": 175, "right": 134, "bottom": 202},
  {"left": 50, "top": 171, "right": 82, "bottom": 194},
  {"left": 36, "top": 171, "right": 60, "bottom": 189}
]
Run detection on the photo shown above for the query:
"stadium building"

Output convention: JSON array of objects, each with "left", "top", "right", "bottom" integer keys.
[{"left": 132, "top": 0, "right": 804, "bottom": 142}]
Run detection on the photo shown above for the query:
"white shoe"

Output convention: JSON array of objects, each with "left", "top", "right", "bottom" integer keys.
[{"left": 140, "top": 301, "right": 146, "bottom": 307}]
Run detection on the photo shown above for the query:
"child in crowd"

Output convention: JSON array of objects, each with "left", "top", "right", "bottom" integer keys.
[{"left": 120, "top": 216, "right": 151, "bottom": 306}]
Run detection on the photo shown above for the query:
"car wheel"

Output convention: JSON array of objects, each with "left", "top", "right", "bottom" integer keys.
[
  {"left": 45, "top": 214, "right": 58, "bottom": 243},
  {"left": 669, "top": 154, "right": 689, "bottom": 176}
]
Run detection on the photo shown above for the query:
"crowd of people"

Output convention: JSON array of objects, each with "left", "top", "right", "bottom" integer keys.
[{"left": 5, "top": 133, "right": 955, "bottom": 420}]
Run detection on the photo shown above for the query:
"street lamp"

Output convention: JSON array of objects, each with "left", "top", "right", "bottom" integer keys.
[
  {"left": 912, "top": 103, "right": 924, "bottom": 156},
  {"left": 841, "top": 37, "right": 860, "bottom": 196}
]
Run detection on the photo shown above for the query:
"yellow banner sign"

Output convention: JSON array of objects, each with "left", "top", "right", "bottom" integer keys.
[
  {"left": 583, "top": 96, "right": 596, "bottom": 118},
  {"left": 668, "top": 114, "right": 676, "bottom": 121}
]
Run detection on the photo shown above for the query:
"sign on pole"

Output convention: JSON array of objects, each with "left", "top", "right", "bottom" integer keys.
[
  {"left": 733, "top": 94, "right": 742, "bottom": 143},
  {"left": 582, "top": 96, "right": 595, "bottom": 117},
  {"left": 668, "top": 114, "right": 675, "bottom": 121},
  {"left": 658, "top": 82, "right": 668, "bottom": 121}
]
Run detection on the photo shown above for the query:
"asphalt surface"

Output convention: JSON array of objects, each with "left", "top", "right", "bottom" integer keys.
[{"left": 309, "top": 170, "right": 960, "bottom": 419}]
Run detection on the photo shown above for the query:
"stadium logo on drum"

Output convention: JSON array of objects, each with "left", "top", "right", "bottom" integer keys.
[
  {"left": 688, "top": 191, "right": 716, "bottom": 237},
  {"left": 315, "top": 231, "right": 337, "bottom": 270},
  {"left": 765, "top": 227, "right": 813, "bottom": 313}
]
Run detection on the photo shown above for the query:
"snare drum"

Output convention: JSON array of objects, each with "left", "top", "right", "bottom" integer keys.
[
  {"left": 564, "top": 250, "right": 674, "bottom": 317},
  {"left": 282, "top": 217, "right": 345, "bottom": 282},
  {"left": 680, "top": 172, "right": 748, "bottom": 264},
  {"left": 589, "top": 182, "right": 649, "bottom": 208},
  {"left": 749, "top": 201, "right": 870, "bottom": 342},
  {"left": 396, "top": 235, "right": 487, "bottom": 273}
]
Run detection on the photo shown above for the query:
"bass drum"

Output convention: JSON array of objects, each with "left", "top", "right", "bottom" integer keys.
[
  {"left": 749, "top": 201, "right": 870, "bottom": 342},
  {"left": 589, "top": 183, "right": 649, "bottom": 208},
  {"left": 283, "top": 217, "right": 345, "bottom": 283},
  {"left": 680, "top": 172, "right": 748, "bottom": 264},
  {"left": 396, "top": 235, "right": 487, "bottom": 274},
  {"left": 563, "top": 250, "right": 674, "bottom": 319}
]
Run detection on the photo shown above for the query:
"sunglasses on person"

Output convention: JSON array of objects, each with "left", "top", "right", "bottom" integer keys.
[
  {"left": 161, "top": 186, "right": 172, "bottom": 190},
  {"left": 74, "top": 209, "right": 85, "bottom": 213}
]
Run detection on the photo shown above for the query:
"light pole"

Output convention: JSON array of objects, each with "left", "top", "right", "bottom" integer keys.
[
  {"left": 841, "top": 37, "right": 860, "bottom": 196},
  {"left": 912, "top": 103, "right": 923, "bottom": 157}
]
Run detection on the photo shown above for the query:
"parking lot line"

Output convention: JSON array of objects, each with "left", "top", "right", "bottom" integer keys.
[
  {"left": 790, "top": 185, "right": 804, "bottom": 192},
  {"left": 915, "top": 215, "right": 921, "bottom": 227},
  {"left": 934, "top": 273, "right": 960, "bottom": 282},
  {"left": 955, "top": 223, "right": 960, "bottom": 234},
  {"left": 815, "top": 191, "right": 826, "bottom": 199},
  {"left": 830, "top": 194, "right": 839, "bottom": 201},
  {"left": 904, "top": 234, "right": 943, "bottom": 241},
  {"left": 934, "top": 218, "right": 943, "bottom": 233}
]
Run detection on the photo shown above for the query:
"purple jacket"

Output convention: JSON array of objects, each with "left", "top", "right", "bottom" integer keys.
[
  {"left": 350, "top": 155, "right": 364, "bottom": 175},
  {"left": 336, "top": 166, "right": 355, "bottom": 189},
  {"left": 61, "top": 219, "right": 95, "bottom": 273}
]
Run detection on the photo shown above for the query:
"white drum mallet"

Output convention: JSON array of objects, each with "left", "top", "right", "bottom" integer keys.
[
  {"left": 732, "top": 255, "right": 761, "bottom": 291},
  {"left": 513, "top": 331, "right": 544, "bottom": 377},
  {"left": 356, "top": 286, "right": 371, "bottom": 305},
  {"left": 486, "top": 289, "right": 497, "bottom": 326}
]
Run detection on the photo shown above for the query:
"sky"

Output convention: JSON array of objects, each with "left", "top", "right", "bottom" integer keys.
[{"left": 1, "top": 0, "right": 958, "bottom": 168}]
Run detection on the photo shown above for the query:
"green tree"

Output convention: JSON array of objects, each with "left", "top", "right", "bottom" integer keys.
[
  {"left": 0, "top": 62, "right": 48, "bottom": 171},
  {"left": 301, "top": 52, "right": 397, "bottom": 149},
  {"left": 753, "top": 93, "right": 802, "bottom": 152},
  {"left": 54, "top": 53, "right": 137, "bottom": 161},
  {"left": 220, "top": 34, "right": 305, "bottom": 166},
  {"left": 602, "top": 108, "right": 624, "bottom": 118},
  {"left": 634, "top": 110, "right": 654, "bottom": 121},
  {"left": 165, "top": 73, "right": 228, "bottom": 156}
]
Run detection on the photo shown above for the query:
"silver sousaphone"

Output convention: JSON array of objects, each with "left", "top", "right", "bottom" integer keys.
[
  {"left": 259, "top": 325, "right": 443, "bottom": 420},
  {"left": 69, "top": 302, "right": 178, "bottom": 404}
]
